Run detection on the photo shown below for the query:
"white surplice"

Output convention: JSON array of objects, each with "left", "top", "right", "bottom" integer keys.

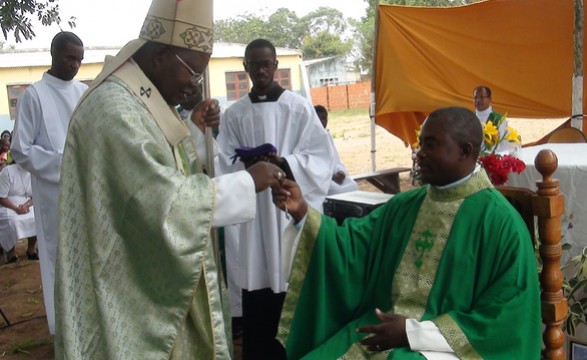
[
  {"left": 10, "top": 72, "right": 88, "bottom": 334},
  {"left": 325, "top": 131, "right": 359, "bottom": 195},
  {"left": 0, "top": 164, "right": 36, "bottom": 252},
  {"left": 217, "top": 89, "right": 334, "bottom": 293}
]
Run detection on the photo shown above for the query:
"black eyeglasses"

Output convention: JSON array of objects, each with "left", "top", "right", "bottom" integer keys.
[
  {"left": 245, "top": 60, "right": 277, "bottom": 71},
  {"left": 173, "top": 52, "right": 204, "bottom": 87}
]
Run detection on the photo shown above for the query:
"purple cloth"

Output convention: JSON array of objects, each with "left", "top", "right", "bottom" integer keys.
[{"left": 231, "top": 143, "right": 278, "bottom": 164}]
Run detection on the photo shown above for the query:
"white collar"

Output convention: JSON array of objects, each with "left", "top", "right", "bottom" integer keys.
[
  {"left": 435, "top": 164, "right": 481, "bottom": 190},
  {"left": 475, "top": 106, "right": 493, "bottom": 122}
]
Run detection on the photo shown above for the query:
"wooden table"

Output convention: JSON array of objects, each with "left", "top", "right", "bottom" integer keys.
[
  {"left": 507, "top": 143, "right": 587, "bottom": 258},
  {"left": 352, "top": 167, "right": 411, "bottom": 194}
]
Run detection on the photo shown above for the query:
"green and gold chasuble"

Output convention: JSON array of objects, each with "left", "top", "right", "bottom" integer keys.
[
  {"left": 55, "top": 61, "right": 232, "bottom": 359},
  {"left": 279, "top": 170, "right": 541, "bottom": 359}
]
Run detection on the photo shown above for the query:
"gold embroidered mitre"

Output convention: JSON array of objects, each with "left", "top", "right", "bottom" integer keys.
[{"left": 139, "top": 0, "right": 213, "bottom": 54}]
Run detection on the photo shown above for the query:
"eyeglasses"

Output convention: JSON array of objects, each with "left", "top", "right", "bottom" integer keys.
[
  {"left": 173, "top": 52, "right": 204, "bottom": 87},
  {"left": 245, "top": 60, "right": 277, "bottom": 71},
  {"left": 474, "top": 95, "right": 490, "bottom": 100}
]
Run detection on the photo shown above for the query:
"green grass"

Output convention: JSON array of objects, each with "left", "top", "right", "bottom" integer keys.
[
  {"left": 26, "top": 297, "right": 40, "bottom": 304},
  {"left": 329, "top": 108, "right": 369, "bottom": 119}
]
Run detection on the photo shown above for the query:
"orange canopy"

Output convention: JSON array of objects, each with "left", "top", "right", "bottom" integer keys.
[{"left": 375, "top": 0, "right": 583, "bottom": 146}]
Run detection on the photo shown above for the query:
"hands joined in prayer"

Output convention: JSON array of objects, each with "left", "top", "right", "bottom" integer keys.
[
  {"left": 356, "top": 309, "right": 408, "bottom": 352},
  {"left": 15, "top": 201, "right": 32, "bottom": 215}
]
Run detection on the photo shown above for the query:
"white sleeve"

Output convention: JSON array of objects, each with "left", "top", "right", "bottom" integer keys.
[
  {"left": 211, "top": 170, "right": 256, "bottom": 227},
  {"left": 280, "top": 215, "right": 306, "bottom": 288},
  {"left": 11, "top": 88, "right": 62, "bottom": 184},
  {"left": 406, "top": 318, "right": 458, "bottom": 359}
]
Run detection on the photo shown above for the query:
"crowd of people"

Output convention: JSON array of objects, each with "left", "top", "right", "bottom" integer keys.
[{"left": 1, "top": 0, "right": 541, "bottom": 358}]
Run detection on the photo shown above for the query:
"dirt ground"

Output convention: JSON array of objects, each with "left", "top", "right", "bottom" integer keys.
[{"left": 0, "top": 110, "right": 566, "bottom": 359}]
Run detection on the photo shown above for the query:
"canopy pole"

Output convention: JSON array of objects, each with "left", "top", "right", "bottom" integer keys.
[
  {"left": 370, "top": 93, "right": 376, "bottom": 172},
  {"left": 370, "top": 1, "right": 381, "bottom": 172},
  {"left": 572, "top": 0, "right": 584, "bottom": 130}
]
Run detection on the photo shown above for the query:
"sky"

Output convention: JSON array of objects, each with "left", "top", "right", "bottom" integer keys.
[{"left": 6, "top": 0, "right": 368, "bottom": 49}]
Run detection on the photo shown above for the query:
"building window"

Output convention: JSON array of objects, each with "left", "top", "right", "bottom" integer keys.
[
  {"left": 6, "top": 84, "right": 31, "bottom": 120},
  {"left": 319, "top": 78, "right": 339, "bottom": 86},
  {"left": 275, "top": 69, "right": 291, "bottom": 90},
  {"left": 226, "top": 71, "right": 249, "bottom": 101}
]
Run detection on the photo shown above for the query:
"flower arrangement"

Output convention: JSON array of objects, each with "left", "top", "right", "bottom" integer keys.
[
  {"left": 479, "top": 114, "right": 526, "bottom": 185},
  {"left": 409, "top": 113, "right": 526, "bottom": 186},
  {"left": 478, "top": 153, "right": 525, "bottom": 185}
]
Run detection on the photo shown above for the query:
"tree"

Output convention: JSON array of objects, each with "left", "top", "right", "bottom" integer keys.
[
  {"left": 214, "top": 7, "right": 352, "bottom": 60},
  {"left": 301, "top": 31, "right": 352, "bottom": 60},
  {"left": 265, "top": 8, "right": 302, "bottom": 49},
  {"left": 214, "top": 13, "right": 273, "bottom": 46},
  {"left": 0, "top": 0, "right": 75, "bottom": 43}
]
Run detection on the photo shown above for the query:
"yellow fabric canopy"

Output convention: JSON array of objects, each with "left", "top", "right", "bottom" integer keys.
[{"left": 375, "top": 0, "right": 582, "bottom": 146}]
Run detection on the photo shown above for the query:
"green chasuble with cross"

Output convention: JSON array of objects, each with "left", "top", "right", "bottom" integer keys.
[{"left": 278, "top": 170, "right": 541, "bottom": 359}]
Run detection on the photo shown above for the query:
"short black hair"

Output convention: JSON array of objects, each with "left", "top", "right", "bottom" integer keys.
[
  {"left": 473, "top": 85, "right": 492, "bottom": 97},
  {"left": 314, "top": 105, "right": 327, "bottom": 114},
  {"left": 244, "top": 39, "right": 276, "bottom": 59},
  {"left": 50, "top": 31, "right": 83, "bottom": 56},
  {"left": 427, "top": 107, "right": 483, "bottom": 158}
]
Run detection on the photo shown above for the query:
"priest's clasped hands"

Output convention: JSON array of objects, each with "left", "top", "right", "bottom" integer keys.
[{"left": 356, "top": 309, "right": 409, "bottom": 352}]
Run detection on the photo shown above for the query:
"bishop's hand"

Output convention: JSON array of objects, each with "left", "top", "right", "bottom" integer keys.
[{"left": 246, "top": 161, "right": 285, "bottom": 193}]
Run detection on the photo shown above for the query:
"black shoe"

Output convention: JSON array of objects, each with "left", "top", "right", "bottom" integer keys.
[
  {"left": 27, "top": 252, "right": 39, "bottom": 260},
  {"left": 232, "top": 317, "right": 244, "bottom": 339},
  {"left": 8, "top": 256, "right": 17, "bottom": 263}
]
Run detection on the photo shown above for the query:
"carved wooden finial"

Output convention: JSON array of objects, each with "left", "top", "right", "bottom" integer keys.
[{"left": 535, "top": 149, "right": 558, "bottom": 182}]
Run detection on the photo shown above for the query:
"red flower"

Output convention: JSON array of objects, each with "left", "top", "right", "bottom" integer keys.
[{"left": 479, "top": 154, "right": 525, "bottom": 186}]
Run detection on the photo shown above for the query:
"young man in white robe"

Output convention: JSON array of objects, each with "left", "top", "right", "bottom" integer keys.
[
  {"left": 10, "top": 31, "right": 87, "bottom": 334},
  {"left": 217, "top": 38, "right": 334, "bottom": 359}
]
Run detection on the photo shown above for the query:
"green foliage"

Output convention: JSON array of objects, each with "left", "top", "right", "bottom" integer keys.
[
  {"left": 0, "top": 0, "right": 76, "bottom": 42},
  {"left": 215, "top": 13, "right": 286, "bottom": 47},
  {"left": 561, "top": 244, "right": 587, "bottom": 336},
  {"left": 214, "top": 6, "right": 352, "bottom": 59},
  {"left": 301, "top": 31, "right": 352, "bottom": 60}
]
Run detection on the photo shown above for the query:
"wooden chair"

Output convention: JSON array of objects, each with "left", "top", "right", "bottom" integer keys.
[
  {"left": 547, "top": 127, "right": 587, "bottom": 143},
  {"left": 496, "top": 149, "right": 567, "bottom": 360}
]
